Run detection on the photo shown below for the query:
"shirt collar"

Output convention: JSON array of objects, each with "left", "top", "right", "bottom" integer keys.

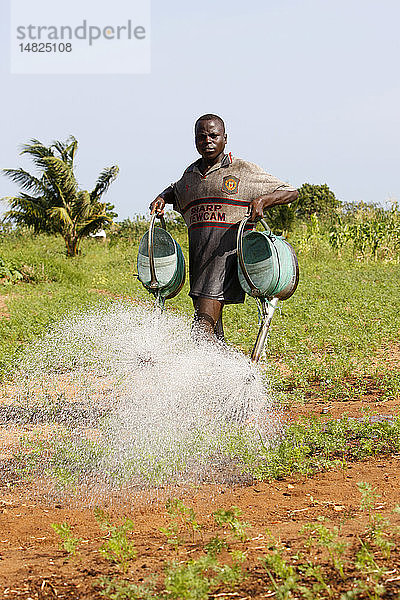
[{"left": 187, "top": 152, "right": 233, "bottom": 175}]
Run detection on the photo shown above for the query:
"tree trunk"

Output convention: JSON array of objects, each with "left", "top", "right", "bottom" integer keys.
[{"left": 65, "top": 234, "right": 80, "bottom": 257}]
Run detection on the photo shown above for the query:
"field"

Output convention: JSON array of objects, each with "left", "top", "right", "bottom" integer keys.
[{"left": 0, "top": 222, "right": 400, "bottom": 599}]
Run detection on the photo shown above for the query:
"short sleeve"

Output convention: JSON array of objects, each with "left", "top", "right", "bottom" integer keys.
[{"left": 245, "top": 162, "right": 297, "bottom": 197}]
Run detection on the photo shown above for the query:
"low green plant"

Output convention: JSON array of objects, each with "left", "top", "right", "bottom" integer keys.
[
  {"left": 12, "top": 434, "right": 49, "bottom": 478},
  {"left": 164, "top": 555, "right": 217, "bottom": 600},
  {"left": 164, "top": 550, "right": 245, "bottom": 600},
  {"left": 98, "top": 499, "right": 247, "bottom": 600},
  {"left": 160, "top": 498, "right": 203, "bottom": 551},
  {"left": 159, "top": 517, "right": 181, "bottom": 552},
  {"left": 213, "top": 506, "right": 249, "bottom": 542},
  {"left": 0, "top": 257, "right": 24, "bottom": 285},
  {"left": 357, "top": 482, "right": 394, "bottom": 559},
  {"left": 97, "top": 548, "right": 244, "bottom": 600},
  {"left": 302, "top": 521, "right": 347, "bottom": 579},
  {"left": 51, "top": 521, "right": 81, "bottom": 556},
  {"left": 95, "top": 488, "right": 400, "bottom": 600},
  {"left": 228, "top": 416, "right": 400, "bottom": 481},
  {"left": 298, "top": 560, "right": 333, "bottom": 598},
  {"left": 204, "top": 535, "right": 228, "bottom": 557},
  {"left": 262, "top": 543, "right": 299, "bottom": 599},
  {"left": 97, "top": 576, "right": 157, "bottom": 600},
  {"left": 354, "top": 540, "right": 388, "bottom": 599},
  {"left": 259, "top": 487, "right": 399, "bottom": 600},
  {"left": 51, "top": 465, "right": 79, "bottom": 492},
  {"left": 357, "top": 482, "right": 380, "bottom": 512},
  {"left": 94, "top": 508, "right": 137, "bottom": 573}
]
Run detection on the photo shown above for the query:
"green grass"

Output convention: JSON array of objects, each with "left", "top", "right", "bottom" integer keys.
[
  {"left": 0, "top": 233, "right": 146, "bottom": 374},
  {"left": 10, "top": 414, "right": 400, "bottom": 490},
  {"left": 224, "top": 245, "right": 400, "bottom": 401},
  {"left": 222, "top": 415, "right": 400, "bottom": 481},
  {"left": 0, "top": 228, "right": 399, "bottom": 404}
]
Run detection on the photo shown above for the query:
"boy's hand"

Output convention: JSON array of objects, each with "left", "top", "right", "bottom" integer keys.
[
  {"left": 248, "top": 196, "right": 265, "bottom": 221},
  {"left": 149, "top": 196, "right": 165, "bottom": 215}
]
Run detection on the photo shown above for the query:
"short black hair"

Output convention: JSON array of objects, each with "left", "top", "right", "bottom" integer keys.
[{"left": 195, "top": 114, "right": 225, "bottom": 133}]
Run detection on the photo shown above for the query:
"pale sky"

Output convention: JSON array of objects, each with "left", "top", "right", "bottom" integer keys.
[{"left": 1, "top": 0, "right": 399, "bottom": 219}]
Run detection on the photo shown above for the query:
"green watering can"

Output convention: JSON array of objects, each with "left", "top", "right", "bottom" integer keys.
[
  {"left": 237, "top": 215, "right": 299, "bottom": 363},
  {"left": 137, "top": 214, "right": 186, "bottom": 307}
]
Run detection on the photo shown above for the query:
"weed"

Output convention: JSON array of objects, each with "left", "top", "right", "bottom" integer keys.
[
  {"left": 164, "top": 555, "right": 216, "bottom": 600},
  {"left": 302, "top": 521, "right": 347, "bottom": 578},
  {"left": 98, "top": 549, "right": 244, "bottom": 600},
  {"left": 12, "top": 434, "right": 49, "bottom": 478},
  {"left": 164, "top": 551, "right": 244, "bottom": 600},
  {"left": 240, "top": 416, "right": 400, "bottom": 481},
  {"left": 259, "top": 490, "right": 399, "bottom": 600},
  {"left": 163, "top": 498, "right": 203, "bottom": 544},
  {"left": 218, "top": 549, "right": 246, "bottom": 584},
  {"left": 94, "top": 508, "right": 137, "bottom": 573},
  {"left": 51, "top": 521, "right": 81, "bottom": 556},
  {"left": 298, "top": 560, "right": 333, "bottom": 597},
  {"left": 357, "top": 482, "right": 394, "bottom": 558},
  {"left": 262, "top": 545, "right": 299, "bottom": 599},
  {"left": 93, "top": 487, "right": 400, "bottom": 600},
  {"left": 354, "top": 541, "right": 388, "bottom": 599},
  {"left": 213, "top": 506, "right": 249, "bottom": 542},
  {"left": 97, "top": 576, "right": 158, "bottom": 600},
  {"left": 204, "top": 535, "right": 228, "bottom": 556},
  {"left": 159, "top": 517, "right": 181, "bottom": 552},
  {"left": 0, "top": 257, "right": 24, "bottom": 285},
  {"left": 357, "top": 482, "right": 380, "bottom": 513}
]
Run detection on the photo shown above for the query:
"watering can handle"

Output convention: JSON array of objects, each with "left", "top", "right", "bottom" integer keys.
[
  {"left": 237, "top": 214, "right": 272, "bottom": 297},
  {"left": 148, "top": 213, "right": 166, "bottom": 290}
]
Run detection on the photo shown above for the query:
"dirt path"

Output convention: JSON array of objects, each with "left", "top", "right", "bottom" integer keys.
[
  {"left": 0, "top": 456, "right": 400, "bottom": 599},
  {"left": 0, "top": 342, "right": 398, "bottom": 599}
]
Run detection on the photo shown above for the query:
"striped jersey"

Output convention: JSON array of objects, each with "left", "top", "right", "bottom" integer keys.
[{"left": 170, "top": 153, "right": 296, "bottom": 303}]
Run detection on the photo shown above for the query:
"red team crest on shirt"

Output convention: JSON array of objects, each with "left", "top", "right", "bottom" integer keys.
[{"left": 222, "top": 175, "right": 240, "bottom": 194}]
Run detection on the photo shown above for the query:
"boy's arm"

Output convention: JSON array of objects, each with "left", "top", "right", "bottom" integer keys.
[{"left": 249, "top": 189, "right": 298, "bottom": 221}]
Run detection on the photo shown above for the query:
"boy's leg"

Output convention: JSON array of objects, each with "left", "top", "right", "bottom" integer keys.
[
  {"left": 192, "top": 297, "right": 224, "bottom": 340},
  {"left": 214, "top": 314, "right": 225, "bottom": 342}
]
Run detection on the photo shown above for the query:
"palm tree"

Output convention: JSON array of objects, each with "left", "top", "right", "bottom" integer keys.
[{"left": 2, "top": 137, "right": 119, "bottom": 256}]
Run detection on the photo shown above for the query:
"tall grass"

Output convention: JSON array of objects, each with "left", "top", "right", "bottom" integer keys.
[{"left": 329, "top": 201, "right": 400, "bottom": 261}]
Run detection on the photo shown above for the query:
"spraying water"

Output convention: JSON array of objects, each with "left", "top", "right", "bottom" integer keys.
[{"left": 1, "top": 302, "right": 280, "bottom": 498}]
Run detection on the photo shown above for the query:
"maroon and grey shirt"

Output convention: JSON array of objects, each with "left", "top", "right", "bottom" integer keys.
[{"left": 164, "top": 153, "right": 296, "bottom": 303}]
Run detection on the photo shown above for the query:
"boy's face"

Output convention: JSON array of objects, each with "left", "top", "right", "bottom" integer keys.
[{"left": 195, "top": 119, "right": 227, "bottom": 162}]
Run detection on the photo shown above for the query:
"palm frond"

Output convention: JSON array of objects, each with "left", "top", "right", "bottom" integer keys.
[
  {"left": 42, "top": 157, "right": 78, "bottom": 203},
  {"left": 90, "top": 166, "right": 119, "bottom": 202},
  {"left": 3, "top": 168, "right": 45, "bottom": 194},
  {"left": 20, "top": 139, "right": 55, "bottom": 169},
  {"left": 52, "top": 136, "right": 78, "bottom": 165},
  {"left": 65, "top": 137, "right": 78, "bottom": 164},
  {"left": 5, "top": 193, "right": 49, "bottom": 210},
  {"left": 77, "top": 214, "right": 112, "bottom": 238},
  {"left": 6, "top": 136, "right": 117, "bottom": 242},
  {"left": 71, "top": 190, "right": 91, "bottom": 221},
  {"left": 47, "top": 206, "right": 74, "bottom": 231},
  {"left": 4, "top": 195, "right": 50, "bottom": 232}
]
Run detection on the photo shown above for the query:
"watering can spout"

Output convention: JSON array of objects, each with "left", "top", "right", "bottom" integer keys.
[
  {"left": 250, "top": 297, "right": 279, "bottom": 363},
  {"left": 237, "top": 215, "right": 299, "bottom": 363}
]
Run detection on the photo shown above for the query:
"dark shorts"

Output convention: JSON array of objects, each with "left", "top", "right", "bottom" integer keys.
[{"left": 188, "top": 225, "right": 246, "bottom": 304}]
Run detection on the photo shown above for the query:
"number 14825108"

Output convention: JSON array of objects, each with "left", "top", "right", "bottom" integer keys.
[{"left": 19, "top": 42, "right": 72, "bottom": 52}]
